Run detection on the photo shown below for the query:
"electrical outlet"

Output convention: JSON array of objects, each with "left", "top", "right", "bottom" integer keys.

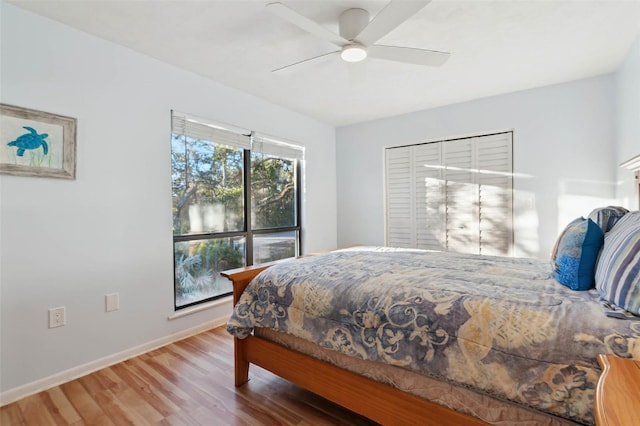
[
  {"left": 105, "top": 293, "right": 119, "bottom": 312},
  {"left": 49, "top": 307, "right": 66, "bottom": 328}
]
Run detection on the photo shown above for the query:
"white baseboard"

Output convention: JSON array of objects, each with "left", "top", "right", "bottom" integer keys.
[{"left": 0, "top": 315, "right": 229, "bottom": 407}]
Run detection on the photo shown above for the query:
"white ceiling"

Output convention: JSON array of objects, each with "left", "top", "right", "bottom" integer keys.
[{"left": 8, "top": 0, "right": 640, "bottom": 126}]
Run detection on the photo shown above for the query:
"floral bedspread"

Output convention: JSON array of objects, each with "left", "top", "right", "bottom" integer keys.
[{"left": 226, "top": 247, "right": 640, "bottom": 424}]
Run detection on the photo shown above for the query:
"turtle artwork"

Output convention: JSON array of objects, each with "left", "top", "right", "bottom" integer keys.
[{"left": 7, "top": 126, "right": 49, "bottom": 157}]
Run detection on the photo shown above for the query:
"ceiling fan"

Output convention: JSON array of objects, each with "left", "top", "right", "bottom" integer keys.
[{"left": 267, "top": 0, "right": 450, "bottom": 74}]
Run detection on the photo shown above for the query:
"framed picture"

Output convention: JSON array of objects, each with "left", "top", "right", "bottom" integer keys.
[{"left": 0, "top": 104, "right": 77, "bottom": 179}]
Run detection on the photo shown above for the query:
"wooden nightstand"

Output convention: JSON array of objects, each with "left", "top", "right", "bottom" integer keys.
[{"left": 595, "top": 354, "right": 640, "bottom": 425}]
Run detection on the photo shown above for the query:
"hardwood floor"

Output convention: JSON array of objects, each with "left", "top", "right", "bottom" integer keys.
[{"left": 0, "top": 326, "right": 376, "bottom": 425}]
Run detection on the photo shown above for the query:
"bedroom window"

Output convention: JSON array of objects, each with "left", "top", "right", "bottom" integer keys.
[
  {"left": 385, "top": 131, "right": 513, "bottom": 256},
  {"left": 171, "top": 112, "right": 303, "bottom": 309}
]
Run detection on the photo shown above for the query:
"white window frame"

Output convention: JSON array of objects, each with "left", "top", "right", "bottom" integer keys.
[{"left": 171, "top": 111, "right": 304, "bottom": 310}]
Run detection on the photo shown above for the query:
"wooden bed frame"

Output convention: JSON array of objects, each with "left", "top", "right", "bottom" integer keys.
[
  {"left": 223, "top": 257, "right": 636, "bottom": 426},
  {"left": 222, "top": 262, "right": 488, "bottom": 426}
]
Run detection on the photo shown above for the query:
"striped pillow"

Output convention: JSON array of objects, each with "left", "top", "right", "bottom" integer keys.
[
  {"left": 588, "top": 206, "right": 629, "bottom": 233},
  {"left": 595, "top": 211, "right": 640, "bottom": 315}
]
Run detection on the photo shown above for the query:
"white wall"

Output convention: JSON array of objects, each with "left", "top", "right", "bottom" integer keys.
[
  {"left": 336, "top": 75, "right": 618, "bottom": 259},
  {"left": 614, "top": 34, "right": 640, "bottom": 209},
  {"left": 0, "top": 3, "right": 336, "bottom": 400}
]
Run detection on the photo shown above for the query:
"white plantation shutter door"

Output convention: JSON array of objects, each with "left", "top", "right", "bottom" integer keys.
[
  {"left": 385, "top": 146, "right": 414, "bottom": 247},
  {"left": 476, "top": 133, "right": 513, "bottom": 255},
  {"left": 414, "top": 143, "right": 445, "bottom": 250},
  {"left": 385, "top": 132, "right": 513, "bottom": 255},
  {"left": 444, "top": 138, "right": 479, "bottom": 254}
]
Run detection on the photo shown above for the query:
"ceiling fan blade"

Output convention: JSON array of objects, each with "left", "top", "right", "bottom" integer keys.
[
  {"left": 266, "top": 2, "right": 348, "bottom": 47},
  {"left": 355, "top": 0, "right": 431, "bottom": 46},
  {"left": 368, "top": 45, "right": 450, "bottom": 67},
  {"left": 272, "top": 51, "right": 340, "bottom": 74}
]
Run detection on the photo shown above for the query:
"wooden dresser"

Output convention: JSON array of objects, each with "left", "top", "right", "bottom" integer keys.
[{"left": 595, "top": 354, "right": 640, "bottom": 426}]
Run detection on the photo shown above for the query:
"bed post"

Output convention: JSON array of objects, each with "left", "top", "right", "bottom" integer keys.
[
  {"left": 222, "top": 263, "right": 275, "bottom": 387},
  {"left": 234, "top": 337, "right": 250, "bottom": 386}
]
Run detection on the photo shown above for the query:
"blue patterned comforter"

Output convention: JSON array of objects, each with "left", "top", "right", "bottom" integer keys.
[{"left": 227, "top": 247, "right": 640, "bottom": 424}]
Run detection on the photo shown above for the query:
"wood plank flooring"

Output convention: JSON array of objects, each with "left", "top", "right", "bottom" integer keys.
[{"left": 1, "top": 326, "right": 376, "bottom": 425}]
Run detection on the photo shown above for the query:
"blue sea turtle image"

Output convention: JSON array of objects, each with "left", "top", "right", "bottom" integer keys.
[{"left": 7, "top": 126, "right": 49, "bottom": 157}]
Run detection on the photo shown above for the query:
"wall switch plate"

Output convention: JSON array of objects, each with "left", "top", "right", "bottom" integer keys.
[
  {"left": 105, "top": 293, "right": 119, "bottom": 312},
  {"left": 49, "top": 307, "right": 66, "bottom": 328}
]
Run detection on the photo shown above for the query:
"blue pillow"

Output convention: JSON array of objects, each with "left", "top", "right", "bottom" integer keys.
[{"left": 551, "top": 217, "right": 604, "bottom": 290}]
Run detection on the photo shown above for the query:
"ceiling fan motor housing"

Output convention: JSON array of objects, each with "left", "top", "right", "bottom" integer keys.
[{"left": 339, "top": 8, "right": 370, "bottom": 41}]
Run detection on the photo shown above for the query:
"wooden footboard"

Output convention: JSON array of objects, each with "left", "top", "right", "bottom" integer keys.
[
  {"left": 222, "top": 263, "right": 488, "bottom": 426},
  {"left": 222, "top": 263, "right": 273, "bottom": 386}
]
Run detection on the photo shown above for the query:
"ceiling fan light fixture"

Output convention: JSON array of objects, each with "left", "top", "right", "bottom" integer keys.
[{"left": 341, "top": 44, "right": 367, "bottom": 62}]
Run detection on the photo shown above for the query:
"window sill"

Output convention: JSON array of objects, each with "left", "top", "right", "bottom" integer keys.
[{"left": 167, "top": 295, "right": 233, "bottom": 320}]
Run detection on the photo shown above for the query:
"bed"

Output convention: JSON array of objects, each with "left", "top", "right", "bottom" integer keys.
[{"left": 225, "top": 211, "right": 640, "bottom": 425}]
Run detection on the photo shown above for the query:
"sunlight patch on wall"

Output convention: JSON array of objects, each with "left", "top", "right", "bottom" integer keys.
[
  {"left": 513, "top": 189, "right": 539, "bottom": 258},
  {"left": 557, "top": 178, "right": 619, "bottom": 235}
]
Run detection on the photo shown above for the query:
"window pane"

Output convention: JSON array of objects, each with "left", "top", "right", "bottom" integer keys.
[
  {"left": 251, "top": 153, "right": 296, "bottom": 229},
  {"left": 174, "top": 237, "right": 245, "bottom": 308},
  {"left": 172, "top": 134, "right": 244, "bottom": 236},
  {"left": 253, "top": 231, "right": 298, "bottom": 264}
]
